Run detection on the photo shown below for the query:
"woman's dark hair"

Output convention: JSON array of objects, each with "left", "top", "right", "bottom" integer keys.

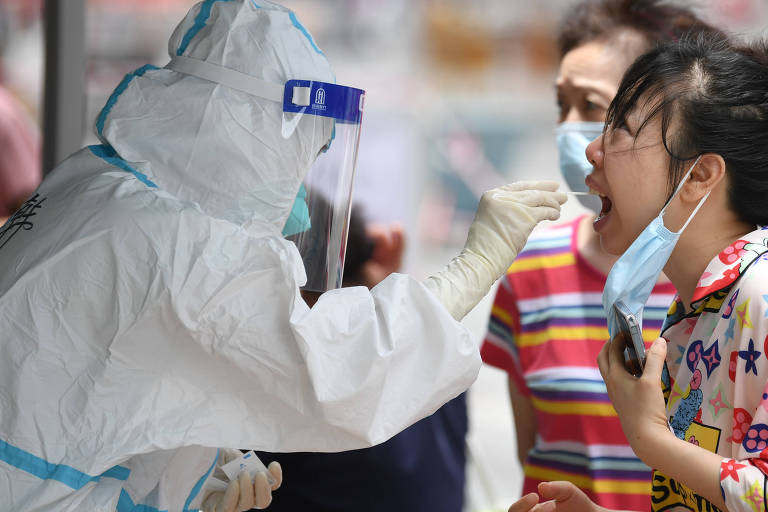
[
  {"left": 605, "top": 33, "right": 768, "bottom": 226},
  {"left": 558, "top": 0, "right": 721, "bottom": 59}
]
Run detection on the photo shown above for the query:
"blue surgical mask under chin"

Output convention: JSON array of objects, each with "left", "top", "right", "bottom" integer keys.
[
  {"left": 556, "top": 121, "right": 604, "bottom": 213},
  {"left": 603, "top": 155, "right": 707, "bottom": 340}
]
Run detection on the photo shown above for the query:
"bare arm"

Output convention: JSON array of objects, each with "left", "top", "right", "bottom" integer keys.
[
  {"left": 598, "top": 338, "right": 727, "bottom": 510},
  {"left": 649, "top": 435, "right": 726, "bottom": 510},
  {"left": 508, "top": 376, "right": 536, "bottom": 467}
]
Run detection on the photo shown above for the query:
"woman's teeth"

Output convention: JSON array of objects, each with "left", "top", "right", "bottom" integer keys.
[{"left": 595, "top": 195, "right": 612, "bottom": 221}]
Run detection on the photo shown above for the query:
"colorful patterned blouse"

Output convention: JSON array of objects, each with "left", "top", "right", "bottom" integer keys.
[{"left": 655, "top": 227, "right": 768, "bottom": 511}]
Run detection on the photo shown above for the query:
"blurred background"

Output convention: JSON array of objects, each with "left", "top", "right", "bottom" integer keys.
[{"left": 1, "top": 0, "right": 766, "bottom": 510}]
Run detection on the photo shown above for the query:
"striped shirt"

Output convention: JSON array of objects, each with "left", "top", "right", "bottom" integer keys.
[{"left": 481, "top": 215, "right": 676, "bottom": 510}]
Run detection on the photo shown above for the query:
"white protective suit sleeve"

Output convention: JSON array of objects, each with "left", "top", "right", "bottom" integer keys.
[
  {"left": 425, "top": 181, "right": 566, "bottom": 320},
  {"left": 49, "top": 178, "right": 478, "bottom": 455},
  {"left": 160, "top": 220, "right": 481, "bottom": 452},
  {"left": 0, "top": 149, "right": 480, "bottom": 510}
]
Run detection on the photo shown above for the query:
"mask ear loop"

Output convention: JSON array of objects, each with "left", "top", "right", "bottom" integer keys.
[{"left": 660, "top": 155, "right": 710, "bottom": 233}]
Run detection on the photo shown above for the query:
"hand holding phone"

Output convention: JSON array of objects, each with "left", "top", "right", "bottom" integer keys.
[{"left": 612, "top": 301, "right": 646, "bottom": 377}]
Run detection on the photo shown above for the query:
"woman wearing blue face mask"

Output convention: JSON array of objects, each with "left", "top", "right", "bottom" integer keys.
[
  {"left": 509, "top": 34, "right": 768, "bottom": 512},
  {"left": 480, "top": 1, "right": 718, "bottom": 508}
]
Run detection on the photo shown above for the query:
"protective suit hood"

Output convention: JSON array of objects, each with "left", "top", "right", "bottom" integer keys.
[{"left": 96, "top": 0, "right": 334, "bottom": 227}]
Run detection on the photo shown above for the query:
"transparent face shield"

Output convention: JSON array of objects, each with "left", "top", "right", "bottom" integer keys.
[
  {"left": 164, "top": 57, "right": 365, "bottom": 292},
  {"left": 280, "top": 80, "right": 365, "bottom": 291}
]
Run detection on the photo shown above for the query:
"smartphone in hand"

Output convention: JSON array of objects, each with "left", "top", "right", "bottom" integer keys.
[{"left": 612, "top": 300, "right": 646, "bottom": 377}]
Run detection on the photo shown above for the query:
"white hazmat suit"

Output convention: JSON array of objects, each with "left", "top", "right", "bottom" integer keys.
[{"left": 0, "top": 1, "right": 565, "bottom": 510}]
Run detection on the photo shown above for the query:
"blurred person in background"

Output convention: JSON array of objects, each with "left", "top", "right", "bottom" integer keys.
[
  {"left": 480, "top": 0, "right": 721, "bottom": 508},
  {"left": 0, "top": 1, "right": 567, "bottom": 510},
  {"left": 0, "top": 3, "right": 41, "bottom": 223},
  {"left": 256, "top": 204, "right": 468, "bottom": 512}
]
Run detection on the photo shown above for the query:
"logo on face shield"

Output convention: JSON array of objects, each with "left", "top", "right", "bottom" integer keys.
[
  {"left": 314, "top": 88, "right": 326, "bottom": 107},
  {"left": 315, "top": 88, "right": 326, "bottom": 105}
]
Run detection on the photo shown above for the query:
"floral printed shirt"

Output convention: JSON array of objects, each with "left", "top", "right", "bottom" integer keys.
[{"left": 652, "top": 227, "right": 768, "bottom": 512}]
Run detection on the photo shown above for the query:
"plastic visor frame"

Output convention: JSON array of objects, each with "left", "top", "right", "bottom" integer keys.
[{"left": 283, "top": 82, "right": 365, "bottom": 292}]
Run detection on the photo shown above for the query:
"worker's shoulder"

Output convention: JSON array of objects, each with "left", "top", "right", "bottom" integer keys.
[
  {"left": 37, "top": 151, "right": 153, "bottom": 220},
  {"left": 44, "top": 146, "right": 159, "bottom": 202},
  {"left": 19, "top": 148, "right": 198, "bottom": 249},
  {"left": 31, "top": 147, "right": 286, "bottom": 258}
]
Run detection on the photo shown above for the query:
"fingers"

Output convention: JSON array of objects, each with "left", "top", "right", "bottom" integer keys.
[
  {"left": 221, "top": 449, "right": 242, "bottom": 465},
  {"left": 238, "top": 471, "right": 254, "bottom": 511},
  {"left": 502, "top": 180, "right": 560, "bottom": 192},
  {"left": 528, "top": 191, "right": 567, "bottom": 210},
  {"left": 538, "top": 480, "right": 580, "bottom": 501},
  {"left": 609, "top": 331, "right": 627, "bottom": 367},
  {"left": 206, "top": 467, "right": 278, "bottom": 512},
  {"left": 597, "top": 339, "right": 611, "bottom": 380},
  {"left": 220, "top": 478, "right": 240, "bottom": 512},
  {"left": 507, "top": 492, "right": 539, "bottom": 512},
  {"left": 532, "top": 206, "right": 563, "bottom": 223},
  {"left": 598, "top": 333, "right": 629, "bottom": 382},
  {"left": 201, "top": 491, "right": 222, "bottom": 512},
  {"left": 551, "top": 191, "right": 568, "bottom": 206},
  {"left": 491, "top": 189, "right": 566, "bottom": 209},
  {"left": 480, "top": 184, "right": 567, "bottom": 223},
  {"left": 641, "top": 338, "right": 667, "bottom": 382},
  {"left": 253, "top": 471, "right": 272, "bottom": 509},
  {"left": 267, "top": 461, "right": 282, "bottom": 491}
]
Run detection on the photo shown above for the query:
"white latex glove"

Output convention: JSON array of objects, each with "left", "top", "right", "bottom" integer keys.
[
  {"left": 201, "top": 449, "right": 283, "bottom": 512},
  {"left": 425, "top": 181, "right": 566, "bottom": 320}
]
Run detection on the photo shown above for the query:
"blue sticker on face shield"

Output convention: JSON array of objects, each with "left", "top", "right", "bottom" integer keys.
[{"left": 283, "top": 80, "right": 364, "bottom": 124}]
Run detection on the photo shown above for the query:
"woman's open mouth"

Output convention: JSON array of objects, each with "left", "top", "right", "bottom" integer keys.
[
  {"left": 595, "top": 194, "right": 612, "bottom": 222},
  {"left": 593, "top": 193, "right": 612, "bottom": 231}
]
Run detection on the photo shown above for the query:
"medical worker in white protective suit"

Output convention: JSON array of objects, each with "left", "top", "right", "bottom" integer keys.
[{"left": 0, "top": 1, "right": 566, "bottom": 511}]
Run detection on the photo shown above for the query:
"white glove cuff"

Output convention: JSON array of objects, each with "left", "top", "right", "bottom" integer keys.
[{"left": 424, "top": 249, "right": 496, "bottom": 321}]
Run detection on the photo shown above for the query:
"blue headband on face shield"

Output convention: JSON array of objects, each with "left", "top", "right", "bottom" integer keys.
[{"left": 556, "top": 122, "right": 604, "bottom": 213}]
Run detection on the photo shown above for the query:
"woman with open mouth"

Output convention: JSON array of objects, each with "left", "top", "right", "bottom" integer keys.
[{"left": 509, "top": 32, "right": 768, "bottom": 512}]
